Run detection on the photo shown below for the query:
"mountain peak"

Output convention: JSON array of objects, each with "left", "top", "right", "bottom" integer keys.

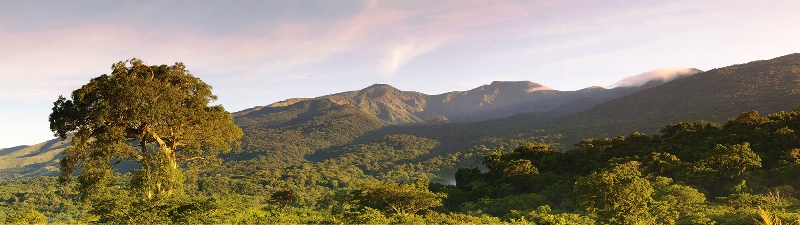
[
  {"left": 356, "top": 83, "right": 404, "bottom": 99},
  {"left": 363, "top": 83, "right": 398, "bottom": 90},
  {"left": 487, "top": 81, "right": 543, "bottom": 88}
]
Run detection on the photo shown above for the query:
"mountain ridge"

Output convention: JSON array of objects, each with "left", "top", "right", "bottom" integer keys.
[{"left": 239, "top": 68, "right": 700, "bottom": 125}]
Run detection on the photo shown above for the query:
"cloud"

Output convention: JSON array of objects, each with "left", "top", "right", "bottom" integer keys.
[
  {"left": 377, "top": 39, "right": 447, "bottom": 76},
  {"left": 0, "top": 0, "right": 554, "bottom": 84},
  {"left": 609, "top": 67, "right": 700, "bottom": 88},
  {"left": 368, "top": 1, "right": 545, "bottom": 77},
  {"left": 527, "top": 86, "right": 554, "bottom": 92}
]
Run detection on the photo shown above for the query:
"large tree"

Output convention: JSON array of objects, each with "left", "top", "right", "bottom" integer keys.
[{"left": 50, "top": 58, "right": 243, "bottom": 200}]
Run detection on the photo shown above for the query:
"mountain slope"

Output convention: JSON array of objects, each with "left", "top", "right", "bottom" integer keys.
[
  {"left": 323, "top": 84, "right": 435, "bottom": 124},
  {"left": 0, "top": 138, "right": 69, "bottom": 180},
  {"left": 230, "top": 98, "right": 385, "bottom": 163},
  {"left": 537, "top": 53, "right": 800, "bottom": 144},
  {"left": 258, "top": 70, "right": 700, "bottom": 125}
]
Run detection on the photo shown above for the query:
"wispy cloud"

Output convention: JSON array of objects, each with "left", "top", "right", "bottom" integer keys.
[
  {"left": 609, "top": 67, "right": 699, "bottom": 88},
  {"left": 527, "top": 86, "right": 554, "bottom": 92},
  {"left": 377, "top": 38, "right": 449, "bottom": 76}
]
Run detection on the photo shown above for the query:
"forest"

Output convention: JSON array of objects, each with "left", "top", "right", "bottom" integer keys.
[{"left": 3, "top": 109, "right": 800, "bottom": 224}]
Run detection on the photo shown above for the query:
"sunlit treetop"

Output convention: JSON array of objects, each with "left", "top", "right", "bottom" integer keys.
[{"left": 50, "top": 58, "right": 243, "bottom": 199}]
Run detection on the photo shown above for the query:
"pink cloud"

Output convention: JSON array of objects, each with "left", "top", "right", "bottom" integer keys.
[
  {"left": 0, "top": 0, "right": 562, "bottom": 83},
  {"left": 2, "top": 0, "right": 687, "bottom": 99},
  {"left": 363, "top": 0, "right": 550, "bottom": 76}
]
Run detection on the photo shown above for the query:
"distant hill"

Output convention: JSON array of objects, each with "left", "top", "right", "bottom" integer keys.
[
  {"left": 535, "top": 53, "right": 800, "bottom": 144},
  {"left": 0, "top": 138, "right": 69, "bottom": 180},
  {"left": 248, "top": 69, "right": 700, "bottom": 125}
]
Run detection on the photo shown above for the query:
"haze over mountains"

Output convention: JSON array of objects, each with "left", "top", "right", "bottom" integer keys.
[{"left": 5, "top": 53, "right": 800, "bottom": 182}]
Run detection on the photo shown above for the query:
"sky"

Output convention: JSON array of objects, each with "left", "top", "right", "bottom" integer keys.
[{"left": 1, "top": 0, "right": 799, "bottom": 148}]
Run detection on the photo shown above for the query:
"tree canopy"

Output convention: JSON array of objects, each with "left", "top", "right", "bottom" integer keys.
[
  {"left": 352, "top": 179, "right": 446, "bottom": 216},
  {"left": 49, "top": 58, "right": 243, "bottom": 200}
]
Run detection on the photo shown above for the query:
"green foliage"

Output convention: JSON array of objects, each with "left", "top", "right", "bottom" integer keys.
[
  {"left": 448, "top": 109, "right": 800, "bottom": 224},
  {"left": 351, "top": 179, "right": 446, "bottom": 216},
  {"left": 652, "top": 177, "right": 706, "bottom": 215},
  {"left": 270, "top": 189, "right": 298, "bottom": 206},
  {"left": 46, "top": 59, "right": 243, "bottom": 223},
  {"left": 574, "top": 162, "right": 656, "bottom": 224},
  {"left": 50, "top": 58, "right": 243, "bottom": 201},
  {"left": 81, "top": 188, "right": 267, "bottom": 224},
  {"left": 0, "top": 177, "right": 85, "bottom": 223},
  {"left": 232, "top": 98, "right": 383, "bottom": 162},
  {"left": 321, "top": 134, "right": 442, "bottom": 181},
  {"left": 506, "top": 205, "right": 596, "bottom": 225},
  {"left": 423, "top": 210, "right": 502, "bottom": 224},
  {"left": 460, "top": 193, "right": 552, "bottom": 217},
  {"left": 254, "top": 205, "right": 339, "bottom": 224},
  {"left": 755, "top": 207, "right": 800, "bottom": 225},
  {"left": 4, "top": 208, "right": 47, "bottom": 224},
  {"left": 20, "top": 103, "right": 800, "bottom": 224},
  {"left": 699, "top": 143, "right": 761, "bottom": 179},
  {"left": 347, "top": 206, "right": 392, "bottom": 224}
]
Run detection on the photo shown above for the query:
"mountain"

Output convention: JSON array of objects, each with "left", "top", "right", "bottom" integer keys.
[
  {"left": 252, "top": 69, "right": 701, "bottom": 125},
  {"left": 534, "top": 53, "right": 800, "bottom": 144}
]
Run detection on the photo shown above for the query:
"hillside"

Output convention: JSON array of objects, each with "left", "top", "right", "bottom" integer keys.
[
  {"left": 536, "top": 53, "right": 800, "bottom": 144},
  {"left": 0, "top": 138, "right": 68, "bottom": 180},
  {"left": 254, "top": 70, "right": 699, "bottom": 125},
  {"left": 230, "top": 98, "right": 385, "bottom": 163}
]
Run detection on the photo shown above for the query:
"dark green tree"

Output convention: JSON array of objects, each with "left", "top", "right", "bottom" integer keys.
[
  {"left": 49, "top": 58, "right": 243, "bottom": 201},
  {"left": 574, "top": 162, "right": 655, "bottom": 224},
  {"left": 270, "top": 190, "right": 298, "bottom": 206},
  {"left": 699, "top": 143, "right": 761, "bottom": 179},
  {"left": 352, "top": 179, "right": 446, "bottom": 216},
  {"left": 689, "top": 143, "right": 761, "bottom": 196}
]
